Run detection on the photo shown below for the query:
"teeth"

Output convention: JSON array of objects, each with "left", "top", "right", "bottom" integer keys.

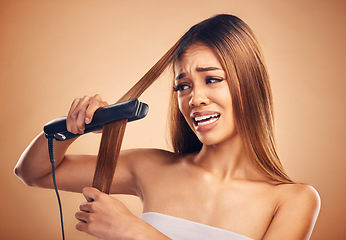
[
  {"left": 194, "top": 114, "right": 219, "bottom": 122},
  {"left": 197, "top": 117, "right": 218, "bottom": 126}
]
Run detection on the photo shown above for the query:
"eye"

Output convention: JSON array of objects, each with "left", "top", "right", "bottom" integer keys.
[
  {"left": 173, "top": 83, "right": 191, "bottom": 92},
  {"left": 206, "top": 76, "right": 224, "bottom": 84}
]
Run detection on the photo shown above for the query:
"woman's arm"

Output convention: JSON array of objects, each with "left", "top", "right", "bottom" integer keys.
[
  {"left": 262, "top": 184, "right": 321, "bottom": 240},
  {"left": 14, "top": 94, "right": 138, "bottom": 194},
  {"left": 15, "top": 130, "right": 75, "bottom": 186}
]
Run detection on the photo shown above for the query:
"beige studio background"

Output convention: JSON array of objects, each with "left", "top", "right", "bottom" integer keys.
[{"left": 1, "top": 0, "right": 345, "bottom": 239}]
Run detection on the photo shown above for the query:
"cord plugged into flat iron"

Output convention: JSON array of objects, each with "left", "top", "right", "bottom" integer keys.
[{"left": 43, "top": 98, "right": 149, "bottom": 240}]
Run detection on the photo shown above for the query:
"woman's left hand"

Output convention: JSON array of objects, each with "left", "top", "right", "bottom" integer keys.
[{"left": 75, "top": 187, "right": 140, "bottom": 240}]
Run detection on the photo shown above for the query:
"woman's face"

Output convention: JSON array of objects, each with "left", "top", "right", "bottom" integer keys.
[{"left": 174, "top": 44, "right": 237, "bottom": 146}]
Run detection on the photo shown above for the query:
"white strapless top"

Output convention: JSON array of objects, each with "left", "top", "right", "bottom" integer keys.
[{"left": 140, "top": 212, "right": 254, "bottom": 240}]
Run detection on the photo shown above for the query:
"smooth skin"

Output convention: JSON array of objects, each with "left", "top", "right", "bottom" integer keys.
[{"left": 15, "top": 44, "right": 320, "bottom": 240}]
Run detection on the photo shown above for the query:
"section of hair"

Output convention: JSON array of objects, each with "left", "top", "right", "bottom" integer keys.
[
  {"left": 92, "top": 37, "right": 182, "bottom": 193},
  {"left": 92, "top": 119, "right": 127, "bottom": 193}
]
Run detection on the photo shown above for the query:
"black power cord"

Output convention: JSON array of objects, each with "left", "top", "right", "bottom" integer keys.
[{"left": 47, "top": 137, "right": 65, "bottom": 240}]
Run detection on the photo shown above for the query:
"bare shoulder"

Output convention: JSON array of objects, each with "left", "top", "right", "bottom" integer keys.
[
  {"left": 276, "top": 183, "right": 320, "bottom": 202},
  {"left": 276, "top": 183, "right": 321, "bottom": 209},
  {"left": 262, "top": 183, "right": 321, "bottom": 240}
]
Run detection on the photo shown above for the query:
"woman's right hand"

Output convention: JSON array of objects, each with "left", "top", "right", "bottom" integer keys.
[
  {"left": 14, "top": 94, "right": 107, "bottom": 189},
  {"left": 66, "top": 94, "right": 108, "bottom": 135}
]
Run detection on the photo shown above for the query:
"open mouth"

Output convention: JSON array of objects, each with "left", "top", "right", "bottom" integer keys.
[{"left": 193, "top": 113, "right": 221, "bottom": 127}]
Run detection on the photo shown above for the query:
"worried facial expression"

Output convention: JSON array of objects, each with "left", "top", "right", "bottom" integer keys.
[{"left": 174, "top": 44, "right": 238, "bottom": 146}]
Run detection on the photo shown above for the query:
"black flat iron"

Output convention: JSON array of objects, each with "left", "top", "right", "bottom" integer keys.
[{"left": 44, "top": 98, "right": 149, "bottom": 140}]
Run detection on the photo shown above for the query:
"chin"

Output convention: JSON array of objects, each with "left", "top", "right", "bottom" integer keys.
[
  {"left": 196, "top": 133, "right": 224, "bottom": 146},
  {"left": 195, "top": 129, "right": 239, "bottom": 147}
]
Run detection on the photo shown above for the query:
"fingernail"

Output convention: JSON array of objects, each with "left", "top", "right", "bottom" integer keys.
[{"left": 85, "top": 118, "right": 90, "bottom": 124}]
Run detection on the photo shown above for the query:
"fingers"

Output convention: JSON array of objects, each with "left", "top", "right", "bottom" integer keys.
[
  {"left": 66, "top": 94, "right": 108, "bottom": 134},
  {"left": 75, "top": 190, "right": 137, "bottom": 239},
  {"left": 75, "top": 198, "right": 95, "bottom": 229},
  {"left": 75, "top": 211, "right": 95, "bottom": 235},
  {"left": 75, "top": 96, "right": 91, "bottom": 133},
  {"left": 67, "top": 96, "right": 90, "bottom": 134},
  {"left": 75, "top": 188, "right": 103, "bottom": 235},
  {"left": 75, "top": 221, "right": 87, "bottom": 232},
  {"left": 75, "top": 209, "right": 89, "bottom": 223},
  {"left": 75, "top": 211, "right": 100, "bottom": 237},
  {"left": 82, "top": 187, "right": 101, "bottom": 202},
  {"left": 75, "top": 200, "right": 94, "bottom": 228},
  {"left": 79, "top": 201, "right": 92, "bottom": 212},
  {"left": 85, "top": 99, "right": 108, "bottom": 125}
]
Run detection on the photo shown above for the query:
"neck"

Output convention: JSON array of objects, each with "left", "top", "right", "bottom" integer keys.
[{"left": 193, "top": 135, "right": 259, "bottom": 181}]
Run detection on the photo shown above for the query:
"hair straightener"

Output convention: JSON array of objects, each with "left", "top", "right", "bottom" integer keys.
[
  {"left": 44, "top": 98, "right": 148, "bottom": 141},
  {"left": 43, "top": 98, "right": 149, "bottom": 240}
]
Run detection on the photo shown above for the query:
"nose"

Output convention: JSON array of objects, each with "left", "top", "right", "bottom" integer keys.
[{"left": 189, "top": 85, "right": 210, "bottom": 107}]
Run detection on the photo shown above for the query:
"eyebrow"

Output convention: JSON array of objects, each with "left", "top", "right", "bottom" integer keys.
[
  {"left": 196, "top": 67, "right": 222, "bottom": 72},
  {"left": 175, "top": 67, "right": 223, "bottom": 80}
]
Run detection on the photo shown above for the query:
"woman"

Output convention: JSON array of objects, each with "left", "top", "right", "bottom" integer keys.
[{"left": 15, "top": 14, "right": 320, "bottom": 240}]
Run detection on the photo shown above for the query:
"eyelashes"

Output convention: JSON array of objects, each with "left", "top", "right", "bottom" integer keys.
[
  {"left": 205, "top": 76, "right": 224, "bottom": 84},
  {"left": 173, "top": 84, "right": 189, "bottom": 92},
  {"left": 173, "top": 77, "right": 224, "bottom": 92}
]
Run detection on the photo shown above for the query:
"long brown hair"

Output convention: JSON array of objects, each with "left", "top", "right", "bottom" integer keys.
[{"left": 93, "top": 14, "right": 292, "bottom": 193}]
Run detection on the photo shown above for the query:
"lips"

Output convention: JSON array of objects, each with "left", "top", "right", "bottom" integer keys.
[{"left": 191, "top": 111, "right": 221, "bottom": 131}]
